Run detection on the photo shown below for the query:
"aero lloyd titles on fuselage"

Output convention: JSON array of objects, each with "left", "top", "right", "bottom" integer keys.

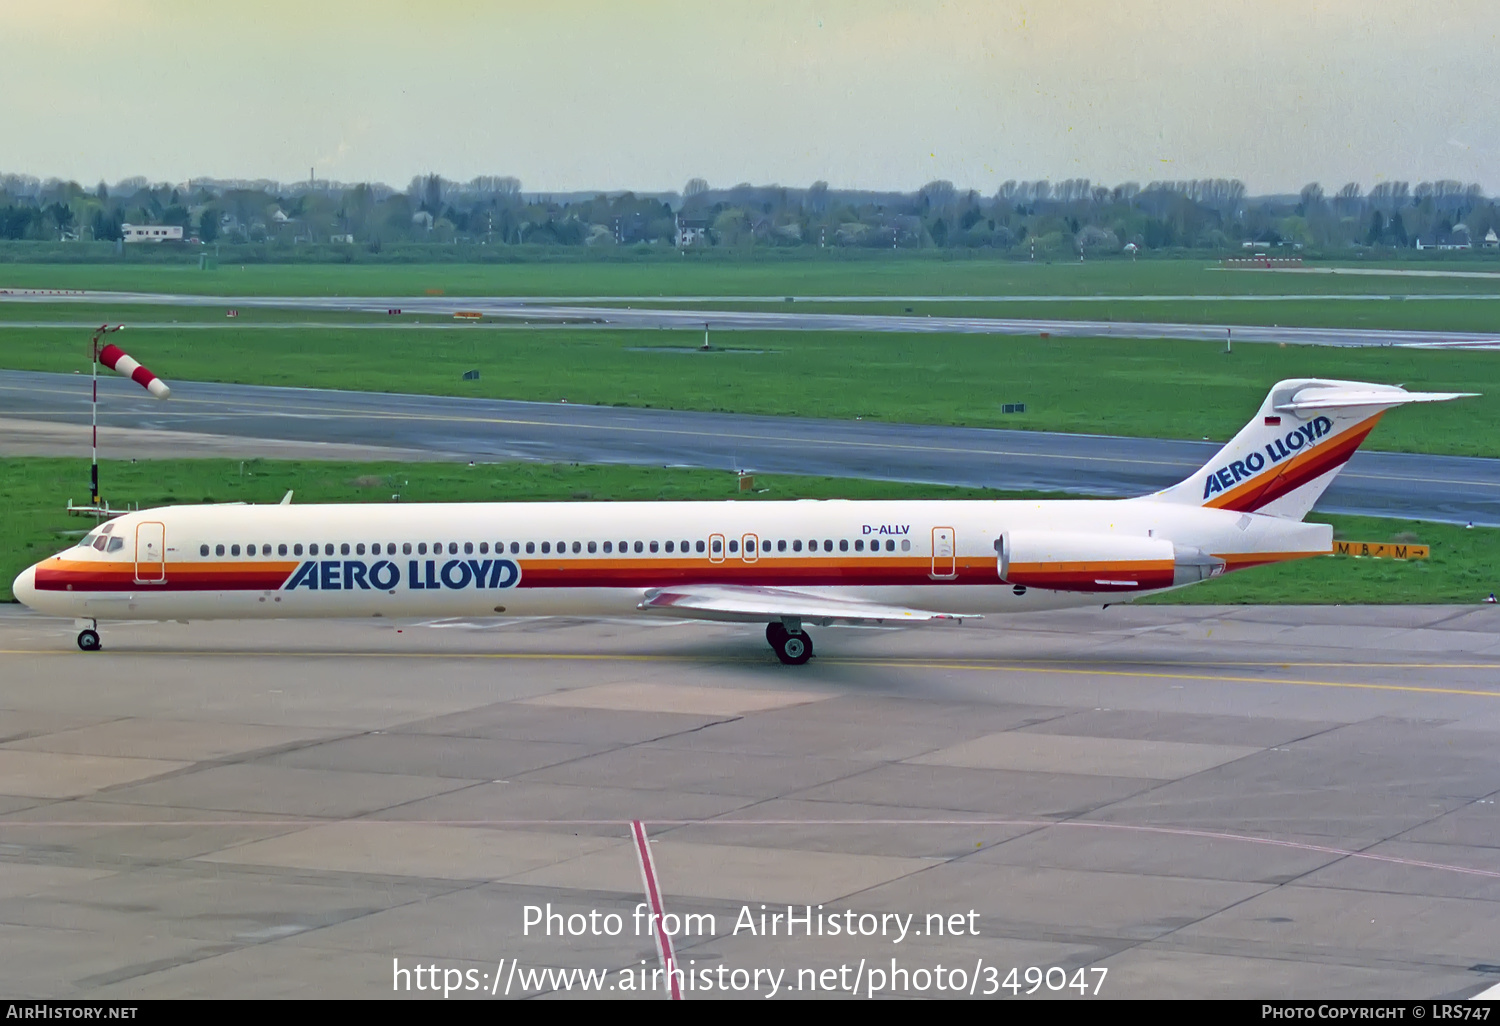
[
  {"left": 282, "top": 558, "right": 521, "bottom": 592},
  {"left": 1202, "top": 416, "right": 1333, "bottom": 499}
]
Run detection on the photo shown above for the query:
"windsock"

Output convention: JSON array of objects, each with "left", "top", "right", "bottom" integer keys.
[{"left": 98, "top": 343, "right": 170, "bottom": 399}]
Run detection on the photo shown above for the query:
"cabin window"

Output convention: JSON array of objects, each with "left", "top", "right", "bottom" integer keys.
[
  {"left": 681, "top": 540, "right": 689, "bottom": 553},
  {"left": 479, "top": 542, "right": 488, "bottom": 554},
  {"left": 839, "top": 539, "right": 849, "bottom": 552},
  {"left": 587, "top": 541, "right": 597, "bottom": 553},
  {"left": 417, "top": 543, "right": 427, "bottom": 555},
  {"left": 792, "top": 539, "right": 802, "bottom": 552},
  {"left": 777, "top": 539, "right": 786, "bottom": 552},
  {"left": 200, "top": 544, "right": 210, "bottom": 556},
  {"left": 728, "top": 540, "right": 739, "bottom": 554},
  {"left": 261, "top": 544, "right": 270, "bottom": 556},
  {"left": 649, "top": 541, "right": 659, "bottom": 553},
  {"left": 664, "top": 541, "right": 674, "bottom": 553},
  {"left": 248, "top": 544, "right": 259, "bottom": 557},
  {"left": 541, "top": 542, "right": 551, "bottom": 554},
  {"left": 696, "top": 540, "right": 706, "bottom": 553},
  {"left": 216, "top": 543, "right": 226, "bottom": 556},
  {"left": 567, "top": 541, "right": 577, "bottom": 554},
  {"left": 231, "top": 544, "right": 241, "bottom": 556},
  {"left": 464, "top": 542, "right": 473, "bottom": 555},
  {"left": 855, "top": 539, "right": 864, "bottom": 551},
  {"left": 402, "top": 542, "right": 412, "bottom": 555},
  {"left": 294, "top": 543, "right": 303, "bottom": 556},
  {"left": 603, "top": 541, "right": 612, "bottom": 553},
  {"left": 823, "top": 540, "right": 833, "bottom": 552},
  {"left": 711, "top": 539, "right": 721, "bottom": 554},
  {"left": 901, "top": 539, "right": 911, "bottom": 551},
  {"left": 356, "top": 543, "right": 366, "bottom": 556},
  {"left": 278, "top": 544, "right": 287, "bottom": 556},
  {"left": 449, "top": 542, "right": 459, "bottom": 555},
  {"left": 339, "top": 543, "right": 349, "bottom": 556},
  {"left": 525, "top": 542, "right": 534, "bottom": 554}
]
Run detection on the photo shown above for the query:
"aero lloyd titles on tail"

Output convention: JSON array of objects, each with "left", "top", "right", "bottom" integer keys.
[{"left": 1202, "top": 416, "right": 1333, "bottom": 499}]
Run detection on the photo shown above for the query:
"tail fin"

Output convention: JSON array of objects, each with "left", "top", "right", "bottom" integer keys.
[{"left": 1146, "top": 378, "right": 1475, "bottom": 520}]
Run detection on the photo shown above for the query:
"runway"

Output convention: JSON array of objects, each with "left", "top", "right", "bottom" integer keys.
[
  {"left": 1, "top": 289, "right": 1497, "bottom": 347},
  {"left": 0, "top": 604, "right": 1497, "bottom": 998},
  {"left": 4, "top": 369, "right": 1499, "bottom": 525}
]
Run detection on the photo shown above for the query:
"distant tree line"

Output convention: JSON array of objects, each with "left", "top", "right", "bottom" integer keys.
[{"left": 0, "top": 172, "right": 1495, "bottom": 255}]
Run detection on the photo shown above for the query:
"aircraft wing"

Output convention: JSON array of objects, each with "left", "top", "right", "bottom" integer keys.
[{"left": 637, "top": 585, "right": 980, "bottom": 626}]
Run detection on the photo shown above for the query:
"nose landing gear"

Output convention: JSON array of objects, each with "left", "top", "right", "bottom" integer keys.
[
  {"left": 76, "top": 619, "right": 101, "bottom": 652},
  {"left": 765, "top": 620, "right": 813, "bottom": 665}
]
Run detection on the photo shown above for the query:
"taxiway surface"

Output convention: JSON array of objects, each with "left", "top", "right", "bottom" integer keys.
[
  {"left": 4, "top": 369, "right": 1498, "bottom": 525},
  {"left": 0, "top": 605, "right": 1497, "bottom": 998},
  {"left": 2, "top": 288, "right": 1498, "bottom": 347}
]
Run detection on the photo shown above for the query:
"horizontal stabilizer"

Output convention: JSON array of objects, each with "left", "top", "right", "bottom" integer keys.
[
  {"left": 1276, "top": 385, "right": 1477, "bottom": 412},
  {"left": 639, "top": 585, "right": 979, "bottom": 626}
]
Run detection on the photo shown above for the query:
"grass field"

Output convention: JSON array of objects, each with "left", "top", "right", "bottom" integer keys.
[
  {"left": 3, "top": 456, "right": 1493, "bottom": 606},
  {"left": 1, "top": 326, "right": 1495, "bottom": 455},
  {"left": 3, "top": 258, "right": 1500, "bottom": 298}
]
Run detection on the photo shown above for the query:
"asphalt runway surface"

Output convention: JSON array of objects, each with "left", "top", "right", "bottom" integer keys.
[
  {"left": 4, "top": 369, "right": 1498, "bottom": 526},
  {"left": 2, "top": 288, "right": 1498, "bottom": 347},
  {"left": 0, "top": 604, "right": 1497, "bottom": 998}
]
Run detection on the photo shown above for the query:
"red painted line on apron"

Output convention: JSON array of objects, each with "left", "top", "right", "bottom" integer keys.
[{"left": 631, "top": 819, "right": 682, "bottom": 1000}]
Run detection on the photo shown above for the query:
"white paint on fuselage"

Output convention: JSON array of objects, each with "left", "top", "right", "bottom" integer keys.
[{"left": 15, "top": 497, "right": 1330, "bottom": 623}]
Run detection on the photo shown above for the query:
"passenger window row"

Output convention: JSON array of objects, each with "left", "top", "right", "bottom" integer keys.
[{"left": 196, "top": 537, "right": 915, "bottom": 558}]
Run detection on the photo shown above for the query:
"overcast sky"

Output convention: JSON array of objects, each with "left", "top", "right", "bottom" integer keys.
[{"left": 4, "top": 0, "right": 1497, "bottom": 195}]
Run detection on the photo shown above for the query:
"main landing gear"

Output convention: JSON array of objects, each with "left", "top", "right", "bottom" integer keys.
[
  {"left": 76, "top": 619, "right": 101, "bottom": 652},
  {"left": 766, "top": 620, "right": 813, "bottom": 665}
]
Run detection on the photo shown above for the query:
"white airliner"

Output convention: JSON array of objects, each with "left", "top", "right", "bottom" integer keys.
[{"left": 12, "top": 378, "right": 1470, "bottom": 664}]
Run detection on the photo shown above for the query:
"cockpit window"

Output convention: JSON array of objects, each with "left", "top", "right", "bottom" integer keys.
[
  {"left": 77, "top": 531, "right": 100, "bottom": 548},
  {"left": 106, "top": 537, "right": 125, "bottom": 553}
]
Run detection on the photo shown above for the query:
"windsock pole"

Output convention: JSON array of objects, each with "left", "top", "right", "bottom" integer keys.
[{"left": 89, "top": 323, "right": 124, "bottom": 506}]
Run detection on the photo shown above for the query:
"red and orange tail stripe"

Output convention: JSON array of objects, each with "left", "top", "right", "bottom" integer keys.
[{"left": 1205, "top": 414, "right": 1383, "bottom": 514}]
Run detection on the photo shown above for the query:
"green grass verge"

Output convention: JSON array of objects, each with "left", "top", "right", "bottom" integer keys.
[
  {"left": 2, "top": 258, "right": 1499, "bottom": 298},
  {"left": 2, "top": 326, "right": 1496, "bottom": 455},
  {"left": 3, "top": 456, "right": 1495, "bottom": 606}
]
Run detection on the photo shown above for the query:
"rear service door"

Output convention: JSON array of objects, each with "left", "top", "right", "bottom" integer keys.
[
  {"left": 930, "top": 527, "right": 956, "bottom": 579},
  {"left": 134, "top": 522, "right": 166, "bottom": 584}
]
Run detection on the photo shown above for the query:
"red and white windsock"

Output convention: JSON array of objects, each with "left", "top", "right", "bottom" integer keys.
[{"left": 98, "top": 343, "right": 170, "bottom": 399}]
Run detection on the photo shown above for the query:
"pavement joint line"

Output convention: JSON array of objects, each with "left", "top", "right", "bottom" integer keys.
[
  {"left": 1, "top": 648, "right": 1497, "bottom": 697},
  {"left": 0, "top": 818, "right": 1497, "bottom": 881}
]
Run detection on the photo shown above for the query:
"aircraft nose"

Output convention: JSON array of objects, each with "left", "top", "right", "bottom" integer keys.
[{"left": 11, "top": 565, "right": 37, "bottom": 608}]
